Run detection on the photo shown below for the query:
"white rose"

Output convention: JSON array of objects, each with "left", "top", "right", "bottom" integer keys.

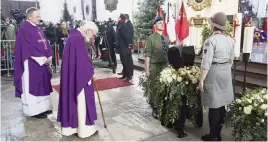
[
  {"left": 261, "top": 119, "right": 265, "bottom": 123},
  {"left": 260, "top": 104, "right": 268, "bottom": 110},
  {"left": 239, "top": 107, "right": 242, "bottom": 110},
  {"left": 177, "top": 76, "right": 182, "bottom": 82},
  {"left": 185, "top": 81, "right": 188, "bottom": 85},
  {"left": 243, "top": 105, "right": 253, "bottom": 115},
  {"left": 263, "top": 94, "right": 268, "bottom": 100},
  {"left": 261, "top": 99, "right": 264, "bottom": 102},
  {"left": 167, "top": 77, "right": 173, "bottom": 83},
  {"left": 254, "top": 103, "right": 258, "bottom": 107},
  {"left": 265, "top": 112, "right": 268, "bottom": 116},
  {"left": 246, "top": 99, "right": 252, "bottom": 104},
  {"left": 236, "top": 99, "right": 242, "bottom": 104},
  {"left": 172, "top": 74, "right": 177, "bottom": 80},
  {"left": 256, "top": 96, "right": 261, "bottom": 100}
]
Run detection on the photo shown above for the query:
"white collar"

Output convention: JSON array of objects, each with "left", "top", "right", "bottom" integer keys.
[{"left": 27, "top": 20, "right": 37, "bottom": 26}]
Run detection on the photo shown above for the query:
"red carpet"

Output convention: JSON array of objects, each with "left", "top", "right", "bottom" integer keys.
[{"left": 53, "top": 77, "right": 133, "bottom": 93}]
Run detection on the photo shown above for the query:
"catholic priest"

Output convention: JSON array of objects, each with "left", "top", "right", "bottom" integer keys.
[
  {"left": 13, "top": 7, "right": 53, "bottom": 119},
  {"left": 57, "top": 21, "right": 99, "bottom": 138}
]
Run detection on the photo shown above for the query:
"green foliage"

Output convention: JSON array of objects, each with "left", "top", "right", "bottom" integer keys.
[
  {"left": 139, "top": 66, "right": 201, "bottom": 125},
  {"left": 133, "top": 0, "right": 165, "bottom": 40},
  {"left": 201, "top": 20, "right": 233, "bottom": 44},
  {"left": 60, "top": 0, "right": 73, "bottom": 24},
  {"left": 225, "top": 88, "right": 268, "bottom": 141}
]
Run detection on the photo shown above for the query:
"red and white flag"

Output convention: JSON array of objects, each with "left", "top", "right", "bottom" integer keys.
[{"left": 175, "top": 2, "right": 189, "bottom": 41}]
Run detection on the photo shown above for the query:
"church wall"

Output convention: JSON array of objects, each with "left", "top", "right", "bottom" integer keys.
[
  {"left": 96, "top": 0, "right": 139, "bottom": 22},
  {"left": 39, "top": 0, "right": 92, "bottom": 23},
  {"left": 173, "top": 0, "right": 239, "bottom": 51}
]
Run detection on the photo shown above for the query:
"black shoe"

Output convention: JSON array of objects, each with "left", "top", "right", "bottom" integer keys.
[
  {"left": 201, "top": 134, "right": 221, "bottom": 141},
  {"left": 119, "top": 76, "right": 126, "bottom": 79},
  {"left": 92, "top": 130, "right": 99, "bottom": 136},
  {"left": 31, "top": 113, "right": 47, "bottom": 119},
  {"left": 118, "top": 72, "right": 123, "bottom": 75},
  {"left": 43, "top": 110, "right": 53, "bottom": 115},
  {"left": 123, "top": 77, "right": 132, "bottom": 82}
]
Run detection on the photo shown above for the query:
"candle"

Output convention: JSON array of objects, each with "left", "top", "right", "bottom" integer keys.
[
  {"left": 234, "top": 13, "right": 242, "bottom": 58},
  {"left": 242, "top": 27, "right": 254, "bottom": 53}
]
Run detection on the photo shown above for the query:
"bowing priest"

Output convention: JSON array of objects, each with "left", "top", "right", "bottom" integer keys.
[
  {"left": 14, "top": 7, "right": 53, "bottom": 119},
  {"left": 57, "top": 21, "right": 99, "bottom": 138}
]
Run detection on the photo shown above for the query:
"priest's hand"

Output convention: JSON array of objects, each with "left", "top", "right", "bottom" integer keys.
[{"left": 45, "top": 59, "right": 51, "bottom": 66}]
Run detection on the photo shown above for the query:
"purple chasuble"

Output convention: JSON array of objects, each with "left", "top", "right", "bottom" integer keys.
[
  {"left": 14, "top": 21, "right": 53, "bottom": 97},
  {"left": 57, "top": 29, "right": 97, "bottom": 128}
]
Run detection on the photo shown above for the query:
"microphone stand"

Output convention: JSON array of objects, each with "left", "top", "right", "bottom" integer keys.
[{"left": 233, "top": 57, "right": 239, "bottom": 97}]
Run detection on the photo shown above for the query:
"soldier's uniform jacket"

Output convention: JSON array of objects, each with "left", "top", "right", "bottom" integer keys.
[
  {"left": 145, "top": 32, "right": 169, "bottom": 63},
  {"left": 201, "top": 31, "right": 235, "bottom": 108},
  {"left": 144, "top": 32, "right": 169, "bottom": 80}
]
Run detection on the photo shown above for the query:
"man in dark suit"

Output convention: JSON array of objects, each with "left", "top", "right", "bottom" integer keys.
[
  {"left": 124, "top": 14, "right": 134, "bottom": 77},
  {"left": 106, "top": 19, "right": 117, "bottom": 68},
  {"left": 116, "top": 14, "right": 134, "bottom": 82}
]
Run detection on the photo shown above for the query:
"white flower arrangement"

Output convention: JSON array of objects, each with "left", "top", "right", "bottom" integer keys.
[
  {"left": 225, "top": 88, "right": 268, "bottom": 141},
  {"left": 234, "top": 88, "right": 268, "bottom": 116},
  {"left": 159, "top": 66, "right": 201, "bottom": 85}
]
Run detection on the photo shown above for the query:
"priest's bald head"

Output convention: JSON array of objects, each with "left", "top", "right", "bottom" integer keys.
[{"left": 26, "top": 7, "right": 41, "bottom": 25}]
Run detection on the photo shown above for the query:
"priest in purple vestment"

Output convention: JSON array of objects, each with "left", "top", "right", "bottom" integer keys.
[
  {"left": 14, "top": 7, "right": 53, "bottom": 119},
  {"left": 57, "top": 21, "right": 99, "bottom": 138}
]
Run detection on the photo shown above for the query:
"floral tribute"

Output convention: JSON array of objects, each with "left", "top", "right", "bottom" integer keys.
[
  {"left": 225, "top": 88, "right": 268, "bottom": 141},
  {"left": 139, "top": 66, "right": 201, "bottom": 125}
]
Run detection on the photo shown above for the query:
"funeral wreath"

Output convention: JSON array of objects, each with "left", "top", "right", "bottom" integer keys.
[{"left": 139, "top": 66, "right": 201, "bottom": 126}]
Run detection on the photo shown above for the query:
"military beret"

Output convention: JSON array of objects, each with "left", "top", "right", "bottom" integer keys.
[{"left": 152, "top": 16, "right": 163, "bottom": 25}]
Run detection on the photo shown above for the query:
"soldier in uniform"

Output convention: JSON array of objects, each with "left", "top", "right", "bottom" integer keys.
[
  {"left": 199, "top": 12, "right": 234, "bottom": 141},
  {"left": 144, "top": 16, "right": 169, "bottom": 117}
]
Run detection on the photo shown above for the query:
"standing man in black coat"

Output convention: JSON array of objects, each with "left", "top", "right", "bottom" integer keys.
[
  {"left": 124, "top": 14, "right": 134, "bottom": 77},
  {"left": 116, "top": 14, "right": 134, "bottom": 82},
  {"left": 106, "top": 19, "right": 117, "bottom": 68}
]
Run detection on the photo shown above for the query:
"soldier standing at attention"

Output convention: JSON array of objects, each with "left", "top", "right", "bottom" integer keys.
[
  {"left": 199, "top": 12, "right": 235, "bottom": 141},
  {"left": 144, "top": 16, "right": 169, "bottom": 118}
]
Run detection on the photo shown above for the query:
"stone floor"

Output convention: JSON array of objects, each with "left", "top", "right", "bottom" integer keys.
[{"left": 1, "top": 62, "right": 232, "bottom": 141}]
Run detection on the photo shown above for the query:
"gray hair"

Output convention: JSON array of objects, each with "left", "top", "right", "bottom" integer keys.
[
  {"left": 26, "top": 7, "right": 39, "bottom": 18},
  {"left": 79, "top": 20, "right": 98, "bottom": 33}
]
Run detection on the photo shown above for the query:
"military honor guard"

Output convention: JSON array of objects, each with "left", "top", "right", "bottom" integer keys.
[{"left": 144, "top": 16, "right": 170, "bottom": 117}]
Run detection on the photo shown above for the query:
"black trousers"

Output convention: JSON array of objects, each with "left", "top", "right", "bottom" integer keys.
[
  {"left": 208, "top": 106, "right": 226, "bottom": 137},
  {"left": 120, "top": 50, "right": 133, "bottom": 77},
  {"left": 119, "top": 54, "right": 124, "bottom": 74},
  {"left": 108, "top": 48, "right": 117, "bottom": 66}
]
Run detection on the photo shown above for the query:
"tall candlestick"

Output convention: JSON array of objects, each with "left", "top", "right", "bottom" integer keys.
[
  {"left": 234, "top": 13, "right": 242, "bottom": 59},
  {"left": 242, "top": 27, "right": 254, "bottom": 53}
]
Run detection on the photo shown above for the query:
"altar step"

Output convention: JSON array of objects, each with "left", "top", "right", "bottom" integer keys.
[{"left": 134, "top": 56, "right": 267, "bottom": 96}]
